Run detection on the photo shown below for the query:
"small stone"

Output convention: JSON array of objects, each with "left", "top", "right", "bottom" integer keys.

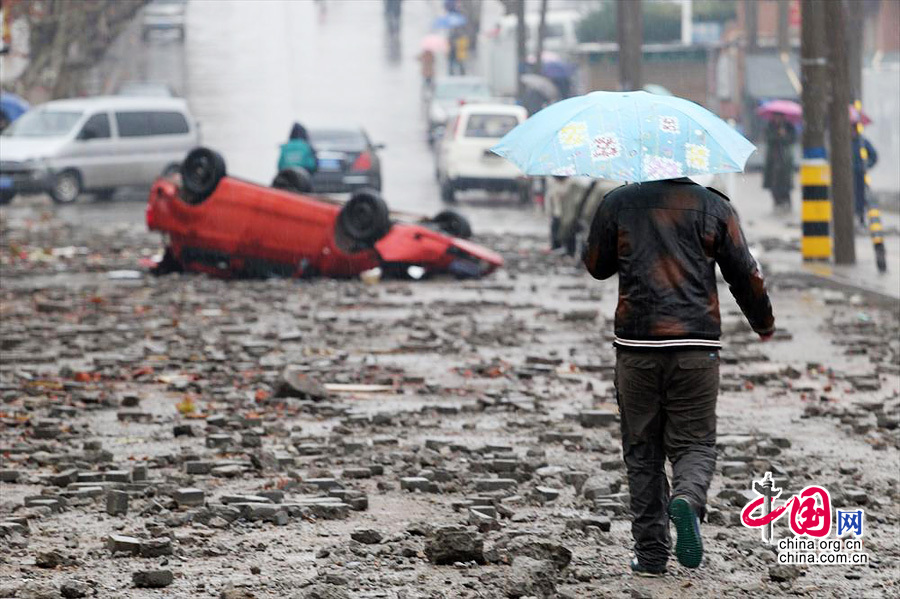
[
  {"left": 60, "top": 580, "right": 90, "bottom": 598},
  {"left": 0, "top": 469, "right": 21, "bottom": 483},
  {"left": 50, "top": 468, "right": 79, "bottom": 487},
  {"left": 106, "top": 490, "right": 129, "bottom": 516},
  {"left": 534, "top": 486, "right": 561, "bottom": 502},
  {"left": 173, "top": 424, "right": 195, "bottom": 437},
  {"left": 185, "top": 461, "right": 214, "bottom": 475},
  {"left": 350, "top": 528, "right": 383, "bottom": 544},
  {"left": 474, "top": 478, "right": 517, "bottom": 491},
  {"left": 506, "top": 556, "right": 557, "bottom": 598},
  {"left": 769, "top": 564, "right": 801, "bottom": 583},
  {"left": 424, "top": 525, "right": 484, "bottom": 565},
  {"left": 140, "top": 537, "right": 173, "bottom": 558},
  {"left": 275, "top": 367, "right": 329, "bottom": 400},
  {"left": 174, "top": 487, "right": 205, "bottom": 506},
  {"left": 108, "top": 534, "right": 142, "bottom": 555},
  {"left": 578, "top": 410, "right": 617, "bottom": 428},
  {"left": 132, "top": 569, "right": 174, "bottom": 588},
  {"left": 400, "top": 477, "right": 437, "bottom": 492}
]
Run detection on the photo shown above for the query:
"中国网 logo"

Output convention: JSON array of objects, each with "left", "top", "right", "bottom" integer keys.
[{"left": 740, "top": 472, "right": 869, "bottom": 565}]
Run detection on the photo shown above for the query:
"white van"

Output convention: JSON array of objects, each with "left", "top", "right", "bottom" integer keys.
[{"left": 0, "top": 96, "right": 199, "bottom": 204}]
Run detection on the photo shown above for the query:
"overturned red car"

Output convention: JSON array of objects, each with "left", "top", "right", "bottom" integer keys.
[{"left": 146, "top": 148, "right": 503, "bottom": 279}]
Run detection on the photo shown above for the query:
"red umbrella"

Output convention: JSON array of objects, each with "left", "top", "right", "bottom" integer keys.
[{"left": 756, "top": 100, "right": 802, "bottom": 124}]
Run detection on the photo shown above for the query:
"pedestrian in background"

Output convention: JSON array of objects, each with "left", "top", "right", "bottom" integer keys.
[
  {"left": 278, "top": 123, "right": 318, "bottom": 175},
  {"left": 851, "top": 126, "right": 878, "bottom": 226},
  {"left": 762, "top": 113, "right": 796, "bottom": 213},
  {"left": 418, "top": 48, "right": 435, "bottom": 91},
  {"left": 449, "top": 29, "right": 468, "bottom": 75},
  {"left": 583, "top": 178, "right": 775, "bottom": 576}
]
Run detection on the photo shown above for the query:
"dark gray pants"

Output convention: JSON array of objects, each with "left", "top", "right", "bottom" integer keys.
[{"left": 614, "top": 348, "right": 719, "bottom": 569}]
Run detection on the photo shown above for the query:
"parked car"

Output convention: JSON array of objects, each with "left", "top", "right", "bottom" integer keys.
[
  {"left": 143, "top": 0, "right": 186, "bottom": 41},
  {"left": 435, "top": 103, "right": 529, "bottom": 204},
  {"left": 0, "top": 93, "right": 30, "bottom": 132},
  {"left": 308, "top": 127, "right": 383, "bottom": 193},
  {"left": 427, "top": 77, "right": 492, "bottom": 146},
  {"left": 0, "top": 96, "right": 199, "bottom": 204},
  {"left": 117, "top": 81, "right": 178, "bottom": 97},
  {"left": 147, "top": 147, "right": 502, "bottom": 279}
]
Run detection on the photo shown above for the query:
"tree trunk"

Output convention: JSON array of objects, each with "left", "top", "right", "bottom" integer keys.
[
  {"left": 13, "top": 0, "right": 146, "bottom": 101},
  {"left": 535, "top": 0, "right": 548, "bottom": 74}
]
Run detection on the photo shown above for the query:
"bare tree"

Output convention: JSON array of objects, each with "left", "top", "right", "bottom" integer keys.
[{"left": 9, "top": 0, "right": 146, "bottom": 100}]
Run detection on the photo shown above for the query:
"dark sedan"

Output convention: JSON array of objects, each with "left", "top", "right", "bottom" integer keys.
[{"left": 309, "top": 127, "right": 383, "bottom": 193}]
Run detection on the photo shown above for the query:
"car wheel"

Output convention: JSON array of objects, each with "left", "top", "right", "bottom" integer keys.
[
  {"left": 440, "top": 179, "right": 456, "bottom": 204},
  {"left": 336, "top": 189, "right": 391, "bottom": 245},
  {"left": 181, "top": 147, "right": 226, "bottom": 202},
  {"left": 0, "top": 190, "right": 15, "bottom": 205},
  {"left": 432, "top": 210, "right": 472, "bottom": 239},
  {"left": 272, "top": 168, "right": 313, "bottom": 194},
  {"left": 49, "top": 170, "right": 82, "bottom": 204}
]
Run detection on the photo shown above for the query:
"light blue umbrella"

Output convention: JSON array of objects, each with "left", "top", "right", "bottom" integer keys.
[
  {"left": 433, "top": 12, "right": 466, "bottom": 30},
  {"left": 491, "top": 90, "right": 756, "bottom": 182}
]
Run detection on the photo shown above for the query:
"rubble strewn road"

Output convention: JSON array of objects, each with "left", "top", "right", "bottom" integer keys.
[{"left": 1, "top": 208, "right": 898, "bottom": 598}]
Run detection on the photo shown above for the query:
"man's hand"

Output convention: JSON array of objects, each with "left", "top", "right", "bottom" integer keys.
[{"left": 758, "top": 332, "right": 774, "bottom": 342}]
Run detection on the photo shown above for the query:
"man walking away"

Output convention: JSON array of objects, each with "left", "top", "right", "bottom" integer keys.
[{"left": 582, "top": 178, "right": 774, "bottom": 576}]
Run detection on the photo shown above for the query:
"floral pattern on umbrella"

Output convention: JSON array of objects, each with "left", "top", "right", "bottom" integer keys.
[
  {"left": 643, "top": 155, "right": 683, "bottom": 180},
  {"left": 659, "top": 116, "right": 680, "bottom": 134},
  {"left": 557, "top": 122, "right": 588, "bottom": 149},
  {"left": 591, "top": 133, "right": 621, "bottom": 161},
  {"left": 685, "top": 143, "right": 711, "bottom": 171}
]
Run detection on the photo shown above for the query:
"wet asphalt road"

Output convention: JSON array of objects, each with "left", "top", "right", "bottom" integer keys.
[{"left": 3, "top": 0, "right": 545, "bottom": 237}]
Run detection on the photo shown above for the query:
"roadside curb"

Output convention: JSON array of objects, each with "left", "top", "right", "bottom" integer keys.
[{"left": 771, "top": 270, "right": 900, "bottom": 309}]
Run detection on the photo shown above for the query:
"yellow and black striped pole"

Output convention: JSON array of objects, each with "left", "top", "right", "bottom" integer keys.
[
  {"left": 801, "top": 148, "right": 831, "bottom": 261},
  {"left": 854, "top": 99, "right": 887, "bottom": 272}
]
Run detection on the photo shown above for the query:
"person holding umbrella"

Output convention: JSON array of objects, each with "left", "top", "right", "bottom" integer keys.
[
  {"left": 492, "top": 91, "right": 775, "bottom": 576},
  {"left": 762, "top": 111, "right": 797, "bottom": 212}
]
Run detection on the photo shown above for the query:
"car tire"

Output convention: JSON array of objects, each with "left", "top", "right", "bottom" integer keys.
[
  {"left": 336, "top": 189, "right": 391, "bottom": 245},
  {"left": 49, "top": 170, "right": 82, "bottom": 204},
  {"left": 272, "top": 168, "right": 313, "bottom": 194},
  {"left": 181, "top": 147, "right": 226, "bottom": 202},
  {"left": 432, "top": 210, "right": 472, "bottom": 239},
  {"left": 440, "top": 179, "right": 456, "bottom": 204},
  {"left": 0, "top": 190, "right": 15, "bottom": 205}
]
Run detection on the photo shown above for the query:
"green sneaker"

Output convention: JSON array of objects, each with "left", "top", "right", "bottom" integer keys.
[{"left": 668, "top": 495, "right": 703, "bottom": 569}]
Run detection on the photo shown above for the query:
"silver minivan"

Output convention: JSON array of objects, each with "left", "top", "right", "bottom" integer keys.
[{"left": 0, "top": 96, "right": 199, "bottom": 204}]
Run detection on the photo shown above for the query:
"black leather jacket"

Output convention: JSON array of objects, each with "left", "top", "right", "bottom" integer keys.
[{"left": 583, "top": 179, "right": 775, "bottom": 349}]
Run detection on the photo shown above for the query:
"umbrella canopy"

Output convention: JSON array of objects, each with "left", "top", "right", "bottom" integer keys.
[
  {"left": 491, "top": 90, "right": 756, "bottom": 182},
  {"left": 0, "top": 93, "right": 30, "bottom": 122},
  {"left": 420, "top": 33, "right": 450, "bottom": 53},
  {"left": 432, "top": 12, "right": 466, "bottom": 30},
  {"left": 756, "top": 99, "right": 802, "bottom": 124}
]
